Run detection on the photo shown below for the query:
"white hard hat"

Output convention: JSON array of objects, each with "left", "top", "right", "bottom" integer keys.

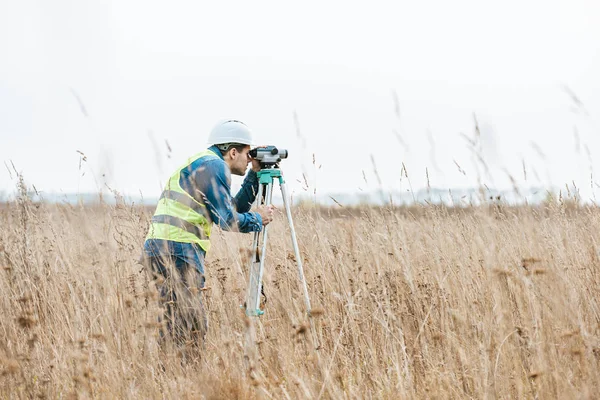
[{"left": 207, "top": 119, "right": 253, "bottom": 146}]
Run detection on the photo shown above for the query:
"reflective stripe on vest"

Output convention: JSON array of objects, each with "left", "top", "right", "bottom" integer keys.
[{"left": 146, "top": 149, "right": 219, "bottom": 252}]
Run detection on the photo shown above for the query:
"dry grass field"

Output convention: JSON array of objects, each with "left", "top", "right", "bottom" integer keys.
[{"left": 1, "top": 188, "right": 600, "bottom": 399}]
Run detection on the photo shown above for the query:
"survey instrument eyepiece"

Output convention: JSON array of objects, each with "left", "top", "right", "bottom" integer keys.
[{"left": 249, "top": 146, "right": 288, "bottom": 168}]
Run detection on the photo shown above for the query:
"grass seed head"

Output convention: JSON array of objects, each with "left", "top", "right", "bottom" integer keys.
[
  {"left": 17, "top": 295, "right": 32, "bottom": 303},
  {"left": 144, "top": 321, "right": 162, "bottom": 329},
  {"left": 91, "top": 333, "right": 106, "bottom": 341},
  {"left": 493, "top": 268, "right": 512, "bottom": 277},
  {"left": 17, "top": 315, "right": 37, "bottom": 329},
  {"left": 1, "top": 359, "right": 20, "bottom": 376},
  {"left": 310, "top": 307, "right": 325, "bottom": 317},
  {"left": 295, "top": 323, "right": 308, "bottom": 335},
  {"left": 528, "top": 370, "right": 544, "bottom": 379}
]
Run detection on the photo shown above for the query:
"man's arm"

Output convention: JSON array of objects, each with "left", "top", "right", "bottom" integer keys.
[
  {"left": 233, "top": 170, "right": 259, "bottom": 213},
  {"left": 194, "top": 160, "right": 263, "bottom": 233}
]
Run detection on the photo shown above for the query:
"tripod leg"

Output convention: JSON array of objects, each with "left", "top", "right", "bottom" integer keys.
[
  {"left": 256, "top": 180, "right": 273, "bottom": 303},
  {"left": 279, "top": 180, "right": 322, "bottom": 350},
  {"left": 245, "top": 180, "right": 274, "bottom": 316},
  {"left": 279, "top": 181, "right": 312, "bottom": 315},
  {"left": 245, "top": 184, "right": 264, "bottom": 316}
]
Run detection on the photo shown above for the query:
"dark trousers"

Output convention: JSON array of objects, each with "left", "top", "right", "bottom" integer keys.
[{"left": 141, "top": 240, "right": 208, "bottom": 346}]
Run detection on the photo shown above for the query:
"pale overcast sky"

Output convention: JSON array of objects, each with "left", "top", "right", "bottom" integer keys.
[{"left": 1, "top": 0, "right": 599, "bottom": 202}]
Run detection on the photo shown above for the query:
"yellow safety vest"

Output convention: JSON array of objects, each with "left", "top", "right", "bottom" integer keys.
[{"left": 146, "top": 149, "right": 219, "bottom": 252}]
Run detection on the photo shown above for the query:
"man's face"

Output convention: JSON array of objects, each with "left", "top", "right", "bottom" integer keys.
[{"left": 229, "top": 146, "right": 251, "bottom": 176}]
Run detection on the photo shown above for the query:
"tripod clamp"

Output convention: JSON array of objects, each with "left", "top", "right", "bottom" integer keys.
[{"left": 257, "top": 168, "right": 284, "bottom": 186}]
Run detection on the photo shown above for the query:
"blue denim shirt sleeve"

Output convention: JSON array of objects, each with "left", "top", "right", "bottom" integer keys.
[
  {"left": 194, "top": 160, "right": 262, "bottom": 233},
  {"left": 233, "top": 170, "right": 259, "bottom": 213}
]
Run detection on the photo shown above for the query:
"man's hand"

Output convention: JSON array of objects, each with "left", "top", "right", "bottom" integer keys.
[
  {"left": 251, "top": 158, "right": 261, "bottom": 173},
  {"left": 256, "top": 204, "right": 275, "bottom": 226}
]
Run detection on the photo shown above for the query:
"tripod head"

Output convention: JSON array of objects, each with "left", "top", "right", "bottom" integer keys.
[{"left": 250, "top": 146, "right": 288, "bottom": 169}]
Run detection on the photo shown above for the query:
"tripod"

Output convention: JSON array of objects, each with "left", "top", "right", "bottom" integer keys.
[{"left": 245, "top": 166, "right": 312, "bottom": 318}]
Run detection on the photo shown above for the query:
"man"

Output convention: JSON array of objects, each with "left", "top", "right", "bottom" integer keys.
[{"left": 142, "top": 119, "right": 274, "bottom": 345}]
